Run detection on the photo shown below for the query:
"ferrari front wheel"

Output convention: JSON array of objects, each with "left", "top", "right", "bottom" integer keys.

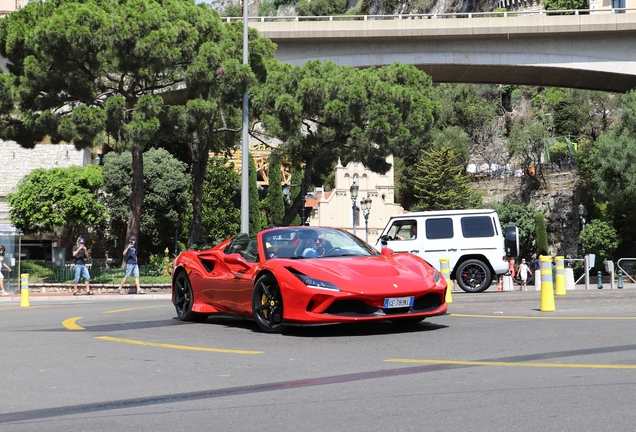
[
  {"left": 174, "top": 271, "right": 208, "bottom": 322},
  {"left": 252, "top": 274, "right": 285, "bottom": 333}
]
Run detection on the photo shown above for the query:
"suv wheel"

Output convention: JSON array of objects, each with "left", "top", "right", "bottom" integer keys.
[{"left": 456, "top": 259, "right": 492, "bottom": 293}]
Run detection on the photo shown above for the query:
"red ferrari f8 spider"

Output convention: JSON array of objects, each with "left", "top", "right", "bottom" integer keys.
[{"left": 172, "top": 226, "right": 448, "bottom": 332}]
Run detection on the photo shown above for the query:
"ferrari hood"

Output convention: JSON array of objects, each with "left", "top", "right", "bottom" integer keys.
[{"left": 284, "top": 255, "right": 434, "bottom": 293}]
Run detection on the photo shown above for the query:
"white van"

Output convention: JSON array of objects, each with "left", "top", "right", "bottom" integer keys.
[{"left": 376, "top": 209, "right": 519, "bottom": 293}]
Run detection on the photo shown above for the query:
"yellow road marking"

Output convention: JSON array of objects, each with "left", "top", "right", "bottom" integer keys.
[
  {"left": 449, "top": 313, "right": 636, "bottom": 320},
  {"left": 62, "top": 317, "right": 84, "bottom": 330},
  {"left": 104, "top": 305, "right": 171, "bottom": 314},
  {"left": 385, "top": 358, "right": 636, "bottom": 369},
  {"left": 95, "top": 336, "right": 263, "bottom": 355}
]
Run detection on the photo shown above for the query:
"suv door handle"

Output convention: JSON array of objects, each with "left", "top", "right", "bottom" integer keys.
[
  {"left": 448, "top": 248, "right": 457, "bottom": 252},
  {"left": 410, "top": 250, "right": 419, "bottom": 253}
]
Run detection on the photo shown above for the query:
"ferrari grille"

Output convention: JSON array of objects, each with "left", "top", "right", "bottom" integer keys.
[{"left": 323, "top": 294, "right": 442, "bottom": 317}]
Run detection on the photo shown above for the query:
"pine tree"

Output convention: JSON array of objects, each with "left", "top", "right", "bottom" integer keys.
[
  {"left": 265, "top": 151, "right": 285, "bottom": 226},
  {"left": 290, "top": 167, "right": 303, "bottom": 226},
  {"left": 413, "top": 147, "right": 481, "bottom": 211},
  {"left": 535, "top": 212, "right": 549, "bottom": 257}
]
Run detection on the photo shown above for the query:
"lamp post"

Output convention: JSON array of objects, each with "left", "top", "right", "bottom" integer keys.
[
  {"left": 578, "top": 203, "right": 587, "bottom": 255},
  {"left": 240, "top": 0, "right": 250, "bottom": 234},
  {"left": 361, "top": 197, "right": 372, "bottom": 242},
  {"left": 350, "top": 179, "right": 359, "bottom": 236},
  {"left": 283, "top": 183, "right": 306, "bottom": 226}
]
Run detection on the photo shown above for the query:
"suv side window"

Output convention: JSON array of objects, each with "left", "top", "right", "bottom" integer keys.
[
  {"left": 461, "top": 216, "right": 495, "bottom": 238},
  {"left": 426, "top": 218, "right": 453, "bottom": 239},
  {"left": 387, "top": 220, "right": 417, "bottom": 240}
]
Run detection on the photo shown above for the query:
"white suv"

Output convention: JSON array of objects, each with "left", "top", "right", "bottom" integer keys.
[{"left": 376, "top": 209, "right": 519, "bottom": 293}]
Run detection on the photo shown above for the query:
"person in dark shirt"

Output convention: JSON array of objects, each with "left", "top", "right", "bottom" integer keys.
[
  {"left": 72, "top": 237, "right": 92, "bottom": 295},
  {"left": 118, "top": 236, "right": 143, "bottom": 294}
]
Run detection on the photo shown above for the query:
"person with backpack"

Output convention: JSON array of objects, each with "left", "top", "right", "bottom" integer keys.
[{"left": 118, "top": 236, "right": 144, "bottom": 295}]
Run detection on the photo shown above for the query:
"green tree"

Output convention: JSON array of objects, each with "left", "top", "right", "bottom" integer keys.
[
  {"left": 222, "top": 3, "right": 243, "bottom": 16},
  {"left": 579, "top": 219, "right": 619, "bottom": 264},
  {"left": 200, "top": 157, "right": 240, "bottom": 246},
  {"left": 435, "top": 84, "right": 498, "bottom": 142},
  {"left": 7, "top": 165, "right": 105, "bottom": 249},
  {"left": 289, "top": 167, "right": 303, "bottom": 226},
  {"left": 535, "top": 212, "right": 549, "bottom": 257},
  {"left": 508, "top": 120, "right": 549, "bottom": 175},
  {"left": 542, "top": 0, "right": 588, "bottom": 12},
  {"left": 252, "top": 60, "right": 438, "bottom": 225},
  {"left": 160, "top": 21, "right": 274, "bottom": 246},
  {"left": 296, "top": 0, "right": 348, "bottom": 16},
  {"left": 552, "top": 100, "right": 587, "bottom": 138},
  {"left": 492, "top": 200, "right": 536, "bottom": 259},
  {"left": 100, "top": 148, "right": 189, "bottom": 256},
  {"left": 0, "top": 0, "right": 274, "bottom": 248},
  {"left": 412, "top": 147, "right": 481, "bottom": 211}
]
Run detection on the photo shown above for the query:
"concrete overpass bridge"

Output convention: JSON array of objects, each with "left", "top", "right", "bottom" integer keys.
[{"left": 239, "top": 9, "right": 636, "bottom": 93}]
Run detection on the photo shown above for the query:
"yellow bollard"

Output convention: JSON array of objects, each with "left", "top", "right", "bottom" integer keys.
[
  {"left": 555, "top": 256, "right": 566, "bottom": 296},
  {"left": 540, "top": 256, "right": 555, "bottom": 312},
  {"left": 20, "top": 273, "right": 30, "bottom": 308},
  {"left": 440, "top": 258, "right": 452, "bottom": 304}
]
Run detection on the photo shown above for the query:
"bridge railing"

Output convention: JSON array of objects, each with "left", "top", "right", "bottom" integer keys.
[{"left": 224, "top": 8, "right": 636, "bottom": 23}]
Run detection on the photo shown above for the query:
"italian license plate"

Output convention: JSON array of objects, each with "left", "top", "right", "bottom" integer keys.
[{"left": 383, "top": 296, "right": 414, "bottom": 309}]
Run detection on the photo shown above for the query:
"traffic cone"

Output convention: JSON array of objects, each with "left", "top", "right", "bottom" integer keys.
[{"left": 497, "top": 277, "right": 503, "bottom": 292}]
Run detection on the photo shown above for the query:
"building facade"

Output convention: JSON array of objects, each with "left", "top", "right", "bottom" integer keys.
[
  {"left": 0, "top": 139, "right": 92, "bottom": 259},
  {"left": 304, "top": 156, "right": 404, "bottom": 244}
]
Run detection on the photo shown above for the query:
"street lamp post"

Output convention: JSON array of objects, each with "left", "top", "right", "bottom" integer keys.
[
  {"left": 578, "top": 203, "right": 587, "bottom": 255},
  {"left": 349, "top": 179, "right": 359, "bottom": 236},
  {"left": 361, "top": 197, "right": 372, "bottom": 242}
]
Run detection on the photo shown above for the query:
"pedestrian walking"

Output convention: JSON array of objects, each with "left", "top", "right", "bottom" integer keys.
[
  {"left": 0, "top": 245, "right": 12, "bottom": 296},
  {"left": 118, "top": 236, "right": 143, "bottom": 294},
  {"left": 519, "top": 258, "right": 533, "bottom": 291},
  {"left": 72, "top": 237, "right": 92, "bottom": 295},
  {"left": 508, "top": 257, "right": 516, "bottom": 279}
]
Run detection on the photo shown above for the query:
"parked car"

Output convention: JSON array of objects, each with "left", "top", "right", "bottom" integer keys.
[
  {"left": 376, "top": 209, "right": 519, "bottom": 293},
  {"left": 172, "top": 226, "right": 448, "bottom": 333}
]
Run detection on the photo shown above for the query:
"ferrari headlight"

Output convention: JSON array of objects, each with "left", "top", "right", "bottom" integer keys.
[
  {"left": 293, "top": 274, "right": 341, "bottom": 291},
  {"left": 433, "top": 267, "right": 442, "bottom": 285}
]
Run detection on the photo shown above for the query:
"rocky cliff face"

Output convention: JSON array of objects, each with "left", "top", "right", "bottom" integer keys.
[{"left": 206, "top": 0, "right": 499, "bottom": 15}]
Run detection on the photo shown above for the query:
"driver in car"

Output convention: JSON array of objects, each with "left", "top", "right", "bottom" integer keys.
[{"left": 302, "top": 234, "right": 329, "bottom": 257}]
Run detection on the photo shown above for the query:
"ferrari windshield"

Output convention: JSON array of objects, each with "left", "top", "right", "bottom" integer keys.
[{"left": 262, "top": 227, "right": 380, "bottom": 260}]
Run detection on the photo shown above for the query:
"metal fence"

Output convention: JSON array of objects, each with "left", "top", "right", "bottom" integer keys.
[{"left": 20, "top": 263, "right": 168, "bottom": 284}]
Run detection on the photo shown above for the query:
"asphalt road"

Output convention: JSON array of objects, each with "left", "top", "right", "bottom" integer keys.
[{"left": 2, "top": 288, "right": 636, "bottom": 432}]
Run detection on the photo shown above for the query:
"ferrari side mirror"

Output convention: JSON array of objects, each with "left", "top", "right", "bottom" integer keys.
[
  {"left": 381, "top": 248, "right": 394, "bottom": 256},
  {"left": 225, "top": 253, "right": 249, "bottom": 267}
]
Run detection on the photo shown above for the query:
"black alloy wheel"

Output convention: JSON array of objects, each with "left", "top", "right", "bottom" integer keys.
[
  {"left": 252, "top": 274, "right": 285, "bottom": 333},
  {"left": 456, "top": 259, "right": 492, "bottom": 293},
  {"left": 173, "top": 271, "right": 208, "bottom": 322}
]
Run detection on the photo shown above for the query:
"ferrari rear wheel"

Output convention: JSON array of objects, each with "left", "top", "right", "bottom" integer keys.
[
  {"left": 174, "top": 271, "right": 208, "bottom": 322},
  {"left": 252, "top": 274, "right": 284, "bottom": 333}
]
